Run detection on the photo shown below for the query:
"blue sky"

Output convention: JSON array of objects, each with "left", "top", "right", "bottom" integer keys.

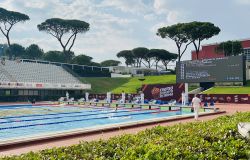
[{"left": 0, "top": 0, "right": 250, "bottom": 64}]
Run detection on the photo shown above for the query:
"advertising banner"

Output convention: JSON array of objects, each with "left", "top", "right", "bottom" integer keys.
[
  {"left": 189, "top": 94, "right": 250, "bottom": 104},
  {"left": 142, "top": 83, "right": 185, "bottom": 101},
  {"left": 89, "top": 92, "right": 250, "bottom": 104},
  {"left": 0, "top": 82, "right": 91, "bottom": 90}
]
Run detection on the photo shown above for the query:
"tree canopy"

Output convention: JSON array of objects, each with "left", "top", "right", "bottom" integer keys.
[
  {"left": 43, "top": 51, "right": 66, "bottom": 63},
  {"left": 216, "top": 40, "right": 243, "bottom": 56},
  {"left": 143, "top": 50, "right": 155, "bottom": 68},
  {"left": 159, "top": 51, "right": 178, "bottom": 70},
  {"left": 4, "top": 43, "right": 26, "bottom": 58},
  {"left": 157, "top": 23, "right": 190, "bottom": 62},
  {"left": 0, "top": 8, "right": 29, "bottom": 47},
  {"left": 100, "top": 60, "right": 121, "bottom": 67},
  {"left": 25, "top": 44, "right": 44, "bottom": 59},
  {"left": 117, "top": 50, "right": 135, "bottom": 66},
  {"left": 132, "top": 47, "right": 149, "bottom": 67},
  {"left": 157, "top": 21, "right": 220, "bottom": 61},
  {"left": 183, "top": 21, "right": 220, "bottom": 59},
  {"left": 37, "top": 18, "right": 90, "bottom": 53},
  {"left": 149, "top": 49, "right": 169, "bottom": 70},
  {"left": 117, "top": 47, "right": 177, "bottom": 70},
  {"left": 71, "top": 54, "right": 93, "bottom": 65}
]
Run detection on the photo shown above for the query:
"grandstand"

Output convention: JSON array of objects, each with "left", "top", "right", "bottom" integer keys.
[
  {"left": 0, "top": 59, "right": 91, "bottom": 101},
  {"left": 22, "top": 59, "right": 111, "bottom": 78}
]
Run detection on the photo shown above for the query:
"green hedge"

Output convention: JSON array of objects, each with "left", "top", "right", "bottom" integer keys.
[{"left": 3, "top": 112, "right": 250, "bottom": 160}]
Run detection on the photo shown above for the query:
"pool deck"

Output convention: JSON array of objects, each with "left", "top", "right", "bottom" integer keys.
[{"left": 0, "top": 103, "right": 249, "bottom": 157}]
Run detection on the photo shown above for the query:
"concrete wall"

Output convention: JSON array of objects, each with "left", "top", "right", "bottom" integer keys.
[{"left": 111, "top": 73, "right": 131, "bottom": 78}]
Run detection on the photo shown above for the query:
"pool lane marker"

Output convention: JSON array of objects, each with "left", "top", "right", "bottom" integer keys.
[
  {"left": 0, "top": 109, "right": 151, "bottom": 124},
  {"left": 0, "top": 104, "right": 162, "bottom": 120},
  {"left": 0, "top": 105, "right": 177, "bottom": 124},
  {"left": 0, "top": 108, "right": 110, "bottom": 120},
  {"left": 0, "top": 105, "right": 142, "bottom": 120},
  {"left": 0, "top": 109, "right": 180, "bottom": 131}
]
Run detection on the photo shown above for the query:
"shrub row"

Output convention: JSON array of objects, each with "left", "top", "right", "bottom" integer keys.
[{"left": 2, "top": 112, "right": 250, "bottom": 160}]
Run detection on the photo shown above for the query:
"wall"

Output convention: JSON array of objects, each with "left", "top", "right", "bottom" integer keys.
[{"left": 111, "top": 73, "right": 131, "bottom": 78}]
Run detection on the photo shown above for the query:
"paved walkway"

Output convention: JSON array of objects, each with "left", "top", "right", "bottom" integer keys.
[{"left": 0, "top": 103, "right": 249, "bottom": 157}]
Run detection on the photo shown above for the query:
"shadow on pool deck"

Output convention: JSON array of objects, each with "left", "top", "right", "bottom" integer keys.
[{"left": 0, "top": 103, "right": 249, "bottom": 157}]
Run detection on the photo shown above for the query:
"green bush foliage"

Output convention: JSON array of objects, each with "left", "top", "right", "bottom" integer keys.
[{"left": 2, "top": 112, "right": 250, "bottom": 160}]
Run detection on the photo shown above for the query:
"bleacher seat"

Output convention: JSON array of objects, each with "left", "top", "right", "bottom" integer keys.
[{"left": 0, "top": 60, "right": 82, "bottom": 85}]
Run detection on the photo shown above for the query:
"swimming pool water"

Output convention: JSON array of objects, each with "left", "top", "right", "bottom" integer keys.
[{"left": 0, "top": 105, "right": 194, "bottom": 141}]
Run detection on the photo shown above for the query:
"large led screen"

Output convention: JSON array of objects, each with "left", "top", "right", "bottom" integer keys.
[{"left": 176, "top": 56, "right": 244, "bottom": 83}]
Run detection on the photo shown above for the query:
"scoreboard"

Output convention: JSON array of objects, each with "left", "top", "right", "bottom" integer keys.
[{"left": 176, "top": 55, "right": 245, "bottom": 83}]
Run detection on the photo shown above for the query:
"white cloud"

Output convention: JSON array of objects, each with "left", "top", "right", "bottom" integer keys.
[
  {"left": 166, "top": 10, "right": 180, "bottom": 24},
  {"left": 2, "top": 0, "right": 245, "bottom": 64},
  {"left": 150, "top": 22, "right": 166, "bottom": 33},
  {"left": 49, "top": 0, "right": 137, "bottom": 28},
  {"left": 0, "top": 0, "right": 16, "bottom": 10},
  {"left": 153, "top": 0, "right": 170, "bottom": 14},
  {"left": 235, "top": 0, "right": 250, "bottom": 4},
  {"left": 144, "top": 13, "right": 156, "bottom": 21},
  {"left": 100, "top": 0, "right": 149, "bottom": 15},
  {"left": 23, "top": 1, "right": 48, "bottom": 9},
  {"left": 151, "top": 0, "right": 182, "bottom": 26},
  {"left": 18, "top": 0, "right": 138, "bottom": 62}
]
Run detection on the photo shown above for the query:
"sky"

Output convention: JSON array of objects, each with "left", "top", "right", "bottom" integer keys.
[{"left": 0, "top": 0, "right": 250, "bottom": 64}]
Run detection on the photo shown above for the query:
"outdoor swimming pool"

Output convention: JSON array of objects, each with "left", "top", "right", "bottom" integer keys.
[{"left": 0, "top": 104, "right": 205, "bottom": 142}]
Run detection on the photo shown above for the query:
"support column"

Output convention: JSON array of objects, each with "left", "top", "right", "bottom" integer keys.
[
  {"left": 140, "top": 92, "right": 144, "bottom": 104},
  {"left": 121, "top": 92, "right": 126, "bottom": 103},
  {"left": 107, "top": 92, "right": 111, "bottom": 103},
  {"left": 85, "top": 92, "right": 89, "bottom": 102},
  {"left": 185, "top": 83, "right": 189, "bottom": 105}
]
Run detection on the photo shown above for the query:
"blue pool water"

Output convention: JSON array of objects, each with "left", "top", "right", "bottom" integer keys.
[{"left": 0, "top": 105, "right": 194, "bottom": 141}]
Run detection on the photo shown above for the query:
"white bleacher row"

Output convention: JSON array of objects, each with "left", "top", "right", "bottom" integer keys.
[
  {"left": 0, "top": 64, "right": 12, "bottom": 82},
  {"left": 0, "top": 60, "right": 82, "bottom": 84},
  {"left": 0, "top": 71, "right": 10, "bottom": 82}
]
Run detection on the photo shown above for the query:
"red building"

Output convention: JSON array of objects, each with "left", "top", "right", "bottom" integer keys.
[{"left": 191, "top": 39, "right": 250, "bottom": 61}]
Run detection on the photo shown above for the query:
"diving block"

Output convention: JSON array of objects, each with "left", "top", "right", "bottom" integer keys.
[{"left": 238, "top": 123, "right": 250, "bottom": 139}]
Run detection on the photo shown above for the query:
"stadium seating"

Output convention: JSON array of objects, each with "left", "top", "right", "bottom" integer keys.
[{"left": 0, "top": 60, "right": 81, "bottom": 84}]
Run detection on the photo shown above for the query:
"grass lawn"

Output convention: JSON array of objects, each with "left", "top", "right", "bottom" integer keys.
[
  {"left": 202, "top": 87, "right": 250, "bottom": 94},
  {"left": 112, "top": 75, "right": 176, "bottom": 93},
  {"left": 80, "top": 77, "right": 130, "bottom": 93},
  {"left": 203, "top": 80, "right": 250, "bottom": 94},
  {"left": 81, "top": 75, "right": 176, "bottom": 93},
  {"left": 82, "top": 76, "right": 249, "bottom": 94},
  {"left": 202, "top": 80, "right": 250, "bottom": 94}
]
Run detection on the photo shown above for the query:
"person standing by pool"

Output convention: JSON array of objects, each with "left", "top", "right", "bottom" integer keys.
[
  {"left": 121, "top": 91, "right": 126, "bottom": 104},
  {"left": 140, "top": 91, "right": 144, "bottom": 104},
  {"left": 181, "top": 91, "right": 185, "bottom": 106},
  {"left": 192, "top": 94, "right": 202, "bottom": 120}
]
